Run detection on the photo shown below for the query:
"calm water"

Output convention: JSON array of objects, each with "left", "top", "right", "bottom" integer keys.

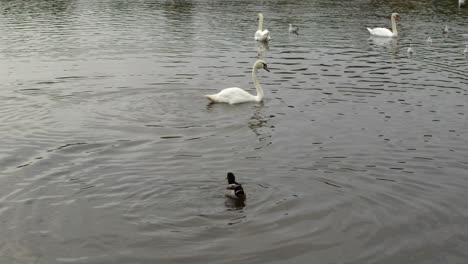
[{"left": 1, "top": 0, "right": 468, "bottom": 263}]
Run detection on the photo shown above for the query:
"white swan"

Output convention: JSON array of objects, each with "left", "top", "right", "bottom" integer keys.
[
  {"left": 464, "top": 44, "right": 468, "bottom": 54},
  {"left": 289, "top": 24, "right": 299, "bottom": 35},
  {"left": 206, "top": 60, "right": 270, "bottom": 104},
  {"left": 367, "top": 13, "right": 400, "bottom": 37},
  {"left": 255, "top": 13, "right": 270, "bottom": 42}
]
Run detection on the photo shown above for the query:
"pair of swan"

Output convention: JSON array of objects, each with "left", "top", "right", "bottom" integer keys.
[
  {"left": 206, "top": 13, "right": 271, "bottom": 105},
  {"left": 367, "top": 13, "right": 401, "bottom": 37}
]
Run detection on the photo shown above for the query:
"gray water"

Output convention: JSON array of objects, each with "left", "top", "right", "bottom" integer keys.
[{"left": 1, "top": 0, "right": 468, "bottom": 263}]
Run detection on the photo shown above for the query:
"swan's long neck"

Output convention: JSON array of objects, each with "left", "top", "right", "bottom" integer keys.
[
  {"left": 258, "top": 16, "right": 263, "bottom": 31},
  {"left": 252, "top": 67, "right": 263, "bottom": 101},
  {"left": 391, "top": 16, "right": 398, "bottom": 36}
]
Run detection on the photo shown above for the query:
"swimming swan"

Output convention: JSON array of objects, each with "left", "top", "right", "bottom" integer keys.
[
  {"left": 255, "top": 13, "right": 270, "bottom": 41},
  {"left": 225, "top": 172, "right": 246, "bottom": 200},
  {"left": 206, "top": 60, "right": 270, "bottom": 104},
  {"left": 367, "top": 13, "right": 400, "bottom": 37}
]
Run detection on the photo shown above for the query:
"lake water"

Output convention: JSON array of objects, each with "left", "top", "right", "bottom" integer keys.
[{"left": 1, "top": 0, "right": 468, "bottom": 263}]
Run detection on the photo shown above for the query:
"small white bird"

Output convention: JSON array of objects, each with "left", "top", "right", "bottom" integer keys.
[
  {"left": 459, "top": 0, "right": 465, "bottom": 7},
  {"left": 288, "top": 24, "right": 299, "bottom": 35},
  {"left": 443, "top": 25, "right": 449, "bottom": 34},
  {"left": 464, "top": 44, "right": 468, "bottom": 54},
  {"left": 426, "top": 37, "right": 432, "bottom": 46},
  {"left": 407, "top": 44, "right": 414, "bottom": 55}
]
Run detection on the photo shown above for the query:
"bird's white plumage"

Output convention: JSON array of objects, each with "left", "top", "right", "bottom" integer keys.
[
  {"left": 367, "top": 27, "right": 394, "bottom": 37},
  {"left": 207, "top": 87, "right": 258, "bottom": 104}
]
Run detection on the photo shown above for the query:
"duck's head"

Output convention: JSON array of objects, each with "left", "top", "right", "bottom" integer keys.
[
  {"left": 391, "top": 13, "right": 401, "bottom": 21},
  {"left": 227, "top": 172, "right": 236, "bottom": 184},
  {"left": 254, "top": 60, "right": 270, "bottom": 72}
]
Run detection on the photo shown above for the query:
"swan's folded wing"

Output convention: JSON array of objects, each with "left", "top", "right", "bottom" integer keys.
[{"left": 368, "top": 27, "right": 393, "bottom": 37}]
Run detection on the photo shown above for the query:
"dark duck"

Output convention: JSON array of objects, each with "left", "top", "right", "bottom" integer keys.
[{"left": 225, "top": 172, "right": 246, "bottom": 200}]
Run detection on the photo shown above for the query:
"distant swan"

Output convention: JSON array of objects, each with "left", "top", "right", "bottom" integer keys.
[
  {"left": 443, "top": 25, "right": 449, "bottom": 34},
  {"left": 289, "top": 24, "right": 299, "bottom": 35},
  {"left": 255, "top": 13, "right": 270, "bottom": 42},
  {"left": 367, "top": 13, "right": 400, "bottom": 37},
  {"left": 206, "top": 60, "right": 270, "bottom": 104},
  {"left": 464, "top": 44, "right": 468, "bottom": 54}
]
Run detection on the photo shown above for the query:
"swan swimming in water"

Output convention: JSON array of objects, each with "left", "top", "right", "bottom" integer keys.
[
  {"left": 289, "top": 24, "right": 299, "bottom": 35},
  {"left": 225, "top": 172, "right": 246, "bottom": 200},
  {"left": 255, "top": 13, "right": 270, "bottom": 41},
  {"left": 443, "top": 25, "right": 449, "bottom": 34},
  {"left": 367, "top": 13, "right": 400, "bottom": 37},
  {"left": 206, "top": 60, "right": 270, "bottom": 104},
  {"left": 464, "top": 44, "right": 468, "bottom": 54}
]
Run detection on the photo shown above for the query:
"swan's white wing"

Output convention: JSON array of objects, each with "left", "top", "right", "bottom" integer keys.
[
  {"left": 367, "top": 27, "right": 394, "bottom": 37},
  {"left": 206, "top": 87, "right": 256, "bottom": 104}
]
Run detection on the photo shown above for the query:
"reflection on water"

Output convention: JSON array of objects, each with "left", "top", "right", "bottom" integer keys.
[{"left": 1, "top": 0, "right": 468, "bottom": 263}]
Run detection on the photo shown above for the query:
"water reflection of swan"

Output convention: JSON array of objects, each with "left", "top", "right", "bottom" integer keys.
[
  {"left": 256, "top": 41, "right": 269, "bottom": 59},
  {"left": 255, "top": 13, "right": 270, "bottom": 42},
  {"left": 367, "top": 13, "right": 400, "bottom": 37},
  {"left": 248, "top": 103, "right": 269, "bottom": 136},
  {"left": 206, "top": 60, "right": 270, "bottom": 104}
]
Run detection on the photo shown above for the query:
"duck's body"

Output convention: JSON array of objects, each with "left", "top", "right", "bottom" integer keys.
[
  {"left": 289, "top": 24, "right": 299, "bottom": 35},
  {"left": 255, "top": 13, "right": 270, "bottom": 41},
  {"left": 206, "top": 60, "right": 270, "bottom": 104},
  {"left": 367, "top": 13, "right": 400, "bottom": 38},
  {"left": 225, "top": 172, "right": 246, "bottom": 200}
]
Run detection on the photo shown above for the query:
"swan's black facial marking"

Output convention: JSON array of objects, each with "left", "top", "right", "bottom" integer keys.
[{"left": 263, "top": 63, "right": 270, "bottom": 72}]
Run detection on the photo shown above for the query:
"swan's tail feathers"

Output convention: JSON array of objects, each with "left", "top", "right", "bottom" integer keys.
[{"left": 367, "top": 28, "right": 373, "bottom": 34}]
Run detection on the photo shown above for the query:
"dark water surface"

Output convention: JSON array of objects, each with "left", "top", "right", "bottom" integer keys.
[{"left": 1, "top": 0, "right": 468, "bottom": 263}]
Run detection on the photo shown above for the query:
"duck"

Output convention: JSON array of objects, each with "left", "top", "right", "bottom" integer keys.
[
  {"left": 205, "top": 60, "right": 270, "bottom": 104},
  {"left": 367, "top": 13, "right": 401, "bottom": 38},
  {"left": 255, "top": 13, "right": 271, "bottom": 42},
  {"left": 225, "top": 172, "right": 246, "bottom": 200},
  {"left": 289, "top": 24, "right": 299, "bottom": 35}
]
